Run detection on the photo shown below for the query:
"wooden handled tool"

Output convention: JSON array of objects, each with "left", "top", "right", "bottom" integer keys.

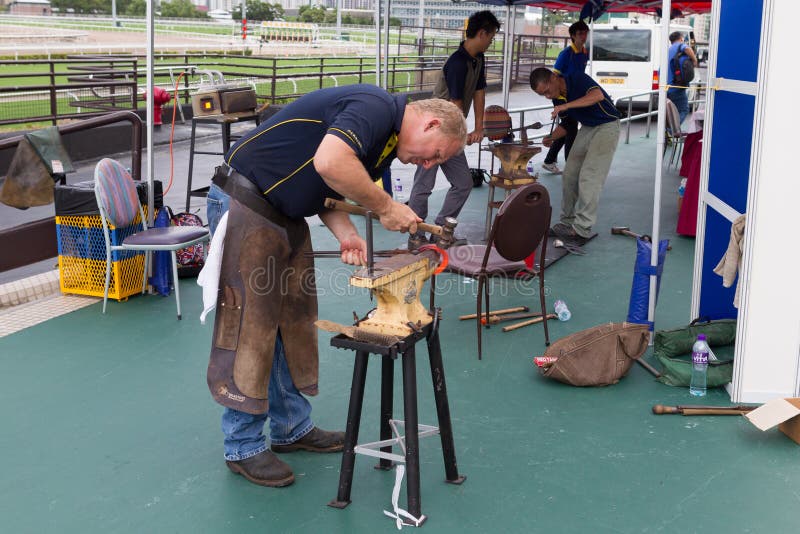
[
  {"left": 324, "top": 198, "right": 443, "bottom": 236},
  {"left": 459, "top": 306, "right": 529, "bottom": 321},
  {"left": 502, "top": 313, "right": 557, "bottom": 332},
  {"left": 652, "top": 404, "right": 757, "bottom": 416},
  {"left": 611, "top": 226, "right": 672, "bottom": 250},
  {"left": 305, "top": 249, "right": 407, "bottom": 258},
  {"left": 481, "top": 312, "right": 542, "bottom": 325}
]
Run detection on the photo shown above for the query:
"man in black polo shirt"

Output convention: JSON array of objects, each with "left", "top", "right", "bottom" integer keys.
[
  {"left": 407, "top": 10, "right": 500, "bottom": 247},
  {"left": 206, "top": 84, "right": 466, "bottom": 488}
]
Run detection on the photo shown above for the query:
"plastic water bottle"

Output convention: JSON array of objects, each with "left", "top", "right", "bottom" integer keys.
[
  {"left": 526, "top": 159, "right": 535, "bottom": 174},
  {"left": 690, "top": 334, "right": 709, "bottom": 397},
  {"left": 553, "top": 299, "right": 571, "bottom": 321},
  {"left": 393, "top": 176, "right": 408, "bottom": 203}
]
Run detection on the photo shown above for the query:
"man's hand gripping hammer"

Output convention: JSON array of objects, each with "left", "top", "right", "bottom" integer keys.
[{"left": 324, "top": 198, "right": 459, "bottom": 250}]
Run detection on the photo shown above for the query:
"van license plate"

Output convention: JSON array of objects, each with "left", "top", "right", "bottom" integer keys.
[{"left": 600, "top": 77, "right": 625, "bottom": 84}]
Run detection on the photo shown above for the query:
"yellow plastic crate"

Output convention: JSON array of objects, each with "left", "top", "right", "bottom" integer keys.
[
  {"left": 58, "top": 254, "right": 145, "bottom": 300},
  {"left": 55, "top": 212, "right": 149, "bottom": 300}
]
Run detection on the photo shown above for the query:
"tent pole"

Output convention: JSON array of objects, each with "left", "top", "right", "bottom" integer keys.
[
  {"left": 384, "top": 0, "right": 391, "bottom": 90},
  {"left": 648, "top": 0, "right": 672, "bottom": 339},
  {"left": 375, "top": 0, "right": 381, "bottom": 87},
  {"left": 503, "top": 5, "right": 512, "bottom": 108},
  {"left": 589, "top": 19, "right": 594, "bottom": 78},
  {"left": 146, "top": 0, "right": 154, "bottom": 229}
]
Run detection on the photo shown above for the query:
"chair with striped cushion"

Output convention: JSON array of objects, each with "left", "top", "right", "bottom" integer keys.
[{"left": 94, "top": 158, "right": 209, "bottom": 319}]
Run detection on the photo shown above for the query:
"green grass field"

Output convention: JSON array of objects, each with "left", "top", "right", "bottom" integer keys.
[{"left": 0, "top": 16, "right": 559, "bottom": 131}]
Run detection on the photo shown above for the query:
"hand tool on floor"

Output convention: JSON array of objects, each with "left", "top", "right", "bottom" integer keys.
[
  {"left": 635, "top": 358, "right": 662, "bottom": 378},
  {"left": 553, "top": 238, "right": 586, "bottom": 256},
  {"left": 324, "top": 198, "right": 458, "bottom": 249},
  {"left": 458, "top": 306, "right": 529, "bottom": 321},
  {"left": 481, "top": 312, "right": 542, "bottom": 325},
  {"left": 611, "top": 226, "right": 672, "bottom": 250},
  {"left": 652, "top": 404, "right": 757, "bottom": 416},
  {"left": 502, "top": 313, "right": 557, "bottom": 332}
]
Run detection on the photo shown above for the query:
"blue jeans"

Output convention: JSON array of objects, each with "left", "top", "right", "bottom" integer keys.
[
  {"left": 206, "top": 183, "right": 230, "bottom": 236},
  {"left": 667, "top": 88, "right": 689, "bottom": 125},
  {"left": 209, "top": 189, "right": 315, "bottom": 461},
  {"left": 221, "top": 333, "right": 314, "bottom": 461}
]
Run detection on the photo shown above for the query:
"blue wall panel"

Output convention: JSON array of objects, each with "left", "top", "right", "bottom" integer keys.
[
  {"left": 707, "top": 91, "right": 753, "bottom": 214},
  {"left": 717, "top": 0, "right": 763, "bottom": 82},
  {"left": 699, "top": 208, "right": 739, "bottom": 320}
]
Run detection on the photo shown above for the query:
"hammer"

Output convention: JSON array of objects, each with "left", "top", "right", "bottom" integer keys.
[
  {"left": 324, "top": 198, "right": 459, "bottom": 249},
  {"left": 611, "top": 226, "right": 672, "bottom": 250}
]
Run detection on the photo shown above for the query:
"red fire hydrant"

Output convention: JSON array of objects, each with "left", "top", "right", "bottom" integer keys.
[{"left": 142, "top": 86, "right": 171, "bottom": 127}]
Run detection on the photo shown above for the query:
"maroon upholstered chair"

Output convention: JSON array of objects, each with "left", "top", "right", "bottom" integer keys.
[{"left": 445, "top": 182, "right": 551, "bottom": 359}]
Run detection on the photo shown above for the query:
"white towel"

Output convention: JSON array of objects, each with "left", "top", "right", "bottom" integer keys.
[
  {"left": 197, "top": 211, "right": 228, "bottom": 324},
  {"left": 713, "top": 214, "right": 746, "bottom": 308}
]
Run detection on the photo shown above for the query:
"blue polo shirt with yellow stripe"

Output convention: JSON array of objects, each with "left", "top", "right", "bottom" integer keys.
[
  {"left": 563, "top": 72, "right": 621, "bottom": 127},
  {"left": 225, "top": 84, "right": 406, "bottom": 219},
  {"left": 553, "top": 42, "right": 588, "bottom": 77}
]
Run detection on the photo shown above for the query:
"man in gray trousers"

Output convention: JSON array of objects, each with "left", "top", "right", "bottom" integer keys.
[
  {"left": 529, "top": 67, "right": 621, "bottom": 246},
  {"left": 407, "top": 10, "right": 500, "bottom": 247}
]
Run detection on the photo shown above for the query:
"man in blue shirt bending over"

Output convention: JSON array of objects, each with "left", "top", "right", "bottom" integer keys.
[
  {"left": 205, "top": 85, "right": 467, "bottom": 488},
  {"left": 541, "top": 20, "right": 590, "bottom": 174},
  {"left": 530, "top": 67, "right": 621, "bottom": 246}
]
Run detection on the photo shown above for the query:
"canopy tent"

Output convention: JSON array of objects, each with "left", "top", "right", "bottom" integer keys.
[
  {"left": 533, "top": 1, "right": 710, "bottom": 15},
  {"left": 138, "top": 0, "right": 710, "bottom": 331},
  {"left": 459, "top": 0, "right": 712, "bottom": 333}
]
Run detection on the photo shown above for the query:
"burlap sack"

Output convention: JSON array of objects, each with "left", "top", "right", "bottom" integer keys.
[{"left": 539, "top": 322, "right": 650, "bottom": 386}]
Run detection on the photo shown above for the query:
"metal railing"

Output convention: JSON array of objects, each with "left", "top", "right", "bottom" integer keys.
[
  {"left": 0, "top": 26, "right": 564, "bottom": 128},
  {"left": 0, "top": 58, "right": 139, "bottom": 126}
]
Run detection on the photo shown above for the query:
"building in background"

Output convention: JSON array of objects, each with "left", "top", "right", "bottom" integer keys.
[{"left": 9, "top": 0, "right": 51, "bottom": 15}]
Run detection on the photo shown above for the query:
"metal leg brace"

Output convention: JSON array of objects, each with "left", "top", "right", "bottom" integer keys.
[{"left": 328, "top": 312, "right": 465, "bottom": 526}]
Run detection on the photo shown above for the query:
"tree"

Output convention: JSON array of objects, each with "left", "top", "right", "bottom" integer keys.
[
  {"left": 123, "top": 0, "right": 145, "bottom": 16},
  {"left": 160, "top": 0, "right": 208, "bottom": 19},
  {"left": 232, "top": 1, "right": 284, "bottom": 22},
  {"left": 298, "top": 5, "right": 326, "bottom": 23},
  {"left": 51, "top": 0, "right": 107, "bottom": 14},
  {"left": 542, "top": 9, "right": 571, "bottom": 35}
]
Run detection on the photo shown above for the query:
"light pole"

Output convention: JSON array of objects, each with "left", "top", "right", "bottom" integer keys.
[
  {"left": 112, "top": 0, "right": 119, "bottom": 27},
  {"left": 336, "top": 0, "right": 342, "bottom": 39}
]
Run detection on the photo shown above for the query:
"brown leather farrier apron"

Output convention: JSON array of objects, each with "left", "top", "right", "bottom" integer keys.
[{"left": 207, "top": 169, "right": 319, "bottom": 415}]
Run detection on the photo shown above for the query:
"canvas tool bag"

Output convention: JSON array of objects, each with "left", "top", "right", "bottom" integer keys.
[
  {"left": 0, "top": 127, "right": 74, "bottom": 209},
  {"left": 538, "top": 322, "right": 650, "bottom": 386},
  {"left": 654, "top": 319, "right": 736, "bottom": 388}
]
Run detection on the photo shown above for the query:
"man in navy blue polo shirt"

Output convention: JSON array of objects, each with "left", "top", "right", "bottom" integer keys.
[
  {"left": 205, "top": 84, "right": 467, "bottom": 488},
  {"left": 407, "top": 10, "right": 500, "bottom": 247},
  {"left": 530, "top": 68, "right": 621, "bottom": 245},
  {"left": 541, "top": 20, "right": 590, "bottom": 174}
]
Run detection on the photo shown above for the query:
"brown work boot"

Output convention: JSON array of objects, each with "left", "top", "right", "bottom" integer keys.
[
  {"left": 271, "top": 427, "right": 345, "bottom": 453},
  {"left": 225, "top": 450, "right": 295, "bottom": 487}
]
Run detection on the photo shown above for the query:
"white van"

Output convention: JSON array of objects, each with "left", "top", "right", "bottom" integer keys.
[{"left": 587, "top": 19, "right": 693, "bottom": 110}]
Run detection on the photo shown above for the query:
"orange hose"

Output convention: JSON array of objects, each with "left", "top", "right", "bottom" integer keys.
[{"left": 163, "top": 71, "right": 185, "bottom": 196}]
